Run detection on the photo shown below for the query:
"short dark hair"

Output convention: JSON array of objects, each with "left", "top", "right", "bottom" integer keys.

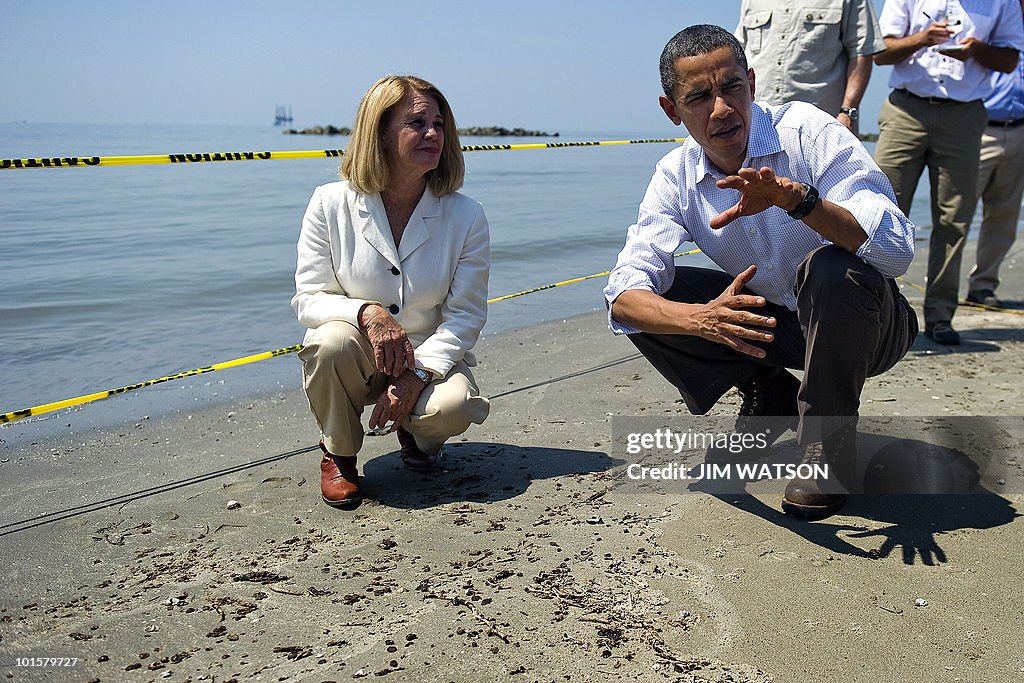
[{"left": 660, "top": 24, "right": 748, "bottom": 99}]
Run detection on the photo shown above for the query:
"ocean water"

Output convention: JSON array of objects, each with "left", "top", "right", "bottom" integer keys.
[
  {"left": 0, "top": 123, "right": 710, "bottom": 425},
  {"left": 0, "top": 123, "right": 950, "bottom": 432}
]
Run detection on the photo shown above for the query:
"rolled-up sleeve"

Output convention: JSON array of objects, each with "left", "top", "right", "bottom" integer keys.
[
  {"left": 807, "top": 121, "right": 915, "bottom": 277},
  {"left": 413, "top": 203, "right": 490, "bottom": 377},
  {"left": 604, "top": 160, "right": 690, "bottom": 335},
  {"left": 877, "top": 0, "right": 910, "bottom": 38},
  {"left": 291, "top": 186, "right": 380, "bottom": 330},
  {"left": 845, "top": 0, "right": 886, "bottom": 56},
  {"left": 990, "top": 0, "right": 1024, "bottom": 50}
]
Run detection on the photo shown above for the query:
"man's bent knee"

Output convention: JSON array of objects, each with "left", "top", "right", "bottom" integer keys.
[{"left": 798, "top": 245, "right": 885, "bottom": 296}]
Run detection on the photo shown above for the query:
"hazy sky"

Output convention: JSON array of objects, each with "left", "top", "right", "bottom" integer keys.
[{"left": 2, "top": 0, "right": 894, "bottom": 134}]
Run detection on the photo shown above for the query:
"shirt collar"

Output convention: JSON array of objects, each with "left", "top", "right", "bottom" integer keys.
[
  {"left": 746, "top": 102, "right": 781, "bottom": 160},
  {"left": 693, "top": 102, "right": 780, "bottom": 181}
]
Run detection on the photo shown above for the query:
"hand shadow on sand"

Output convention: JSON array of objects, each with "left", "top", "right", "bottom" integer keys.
[
  {"left": 361, "top": 442, "right": 616, "bottom": 510},
  {"left": 693, "top": 430, "right": 1021, "bottom": 566}
]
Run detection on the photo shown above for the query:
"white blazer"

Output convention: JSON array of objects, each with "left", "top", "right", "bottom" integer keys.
[{"left": 292, "top": 180, "right": 490, "bottom": 378}]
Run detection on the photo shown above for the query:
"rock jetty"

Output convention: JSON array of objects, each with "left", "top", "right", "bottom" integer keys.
[
  {"left": 282, "top": 125, "right": 351, "bottom": 135},
  {"left": 458, "top": 126, "right": 558, "bottom": 137}
]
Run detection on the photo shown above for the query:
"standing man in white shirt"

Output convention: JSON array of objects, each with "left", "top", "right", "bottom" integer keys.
[
  {"left": 605, "top": 25, "right": 917, "bottom": 520},
  {"left": 736, "top": 0, "right": 886, "bottom": 134},
  {"left": 873, "top": 0, "right": 1024, "bottom": 344}
]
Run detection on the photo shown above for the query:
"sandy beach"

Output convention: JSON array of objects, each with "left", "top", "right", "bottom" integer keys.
[{"left": 1, "top": 240, "right": 1023, "bottom": 683}]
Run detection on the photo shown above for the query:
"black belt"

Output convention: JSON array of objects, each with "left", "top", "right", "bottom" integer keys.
[
  {"left": 988, "top": 119, "right": 1024, "bottom": 128},
  {"left": 895, "top": 88, "right": 961, "bottom": 105}
]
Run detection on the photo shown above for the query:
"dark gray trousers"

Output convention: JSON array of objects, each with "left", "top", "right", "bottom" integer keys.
[{"left": 626, "top": 246, "right": 919, "bottom": 443}]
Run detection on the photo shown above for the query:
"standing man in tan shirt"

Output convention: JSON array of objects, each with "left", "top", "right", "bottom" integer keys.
[{"left": 736, "top": 0, "right": 886, "bottom": 134}]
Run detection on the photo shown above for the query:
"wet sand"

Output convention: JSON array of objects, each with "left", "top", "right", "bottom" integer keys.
[{"left": 1, "top": 240, "right": 1023, "bottom": 682}]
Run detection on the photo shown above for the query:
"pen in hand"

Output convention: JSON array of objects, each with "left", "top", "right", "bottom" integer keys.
[{"left": 922, "top": 10, "right": 961, "bottom": 26}]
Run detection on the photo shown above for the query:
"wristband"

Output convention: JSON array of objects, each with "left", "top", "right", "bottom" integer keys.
[{"left": 787, "top": 183, "right": 820, "bottom": 220}]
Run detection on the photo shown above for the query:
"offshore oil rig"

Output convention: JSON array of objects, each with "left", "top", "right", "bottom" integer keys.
[{"left": 274, "top": 105, "right": 293, "bottom": 126}]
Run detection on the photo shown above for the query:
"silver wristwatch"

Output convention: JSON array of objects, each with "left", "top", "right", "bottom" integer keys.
[
  {"left": 839, "top": 107, "right": 859, "bottom": 121},
  {"left": 413, "top": 368, "right": 432, "bottom": 384}
]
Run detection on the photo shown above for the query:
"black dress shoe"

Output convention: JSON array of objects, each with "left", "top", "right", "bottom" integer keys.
[
  {"left": 966, "top": 289, "right": 1004, "bottom": 308},
  {"left": 707, "top": 367, "right": 800, "bottom": 463},
  {"left": 926, "top": 321, "right": 961, "bottom": 345},
  {"left": 396, "top": 428, "right": 443, "bottom": 472}
]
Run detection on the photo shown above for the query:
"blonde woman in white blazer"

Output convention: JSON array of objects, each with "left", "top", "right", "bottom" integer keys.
[{"left": 292, "top": 75, "right": 490, "bottom": 508}]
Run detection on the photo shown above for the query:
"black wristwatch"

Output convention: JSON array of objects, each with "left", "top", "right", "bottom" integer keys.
[
  {"left": 839, "top": 106, "right": 859, "bottom": 121},
  {"left": 787, "top": 183, "right": 819, "bottom": 220}
]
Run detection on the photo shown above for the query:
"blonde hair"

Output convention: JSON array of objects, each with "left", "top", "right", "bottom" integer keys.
[{"left": 341, "top": 75, "right": 464, "bottom": 197}]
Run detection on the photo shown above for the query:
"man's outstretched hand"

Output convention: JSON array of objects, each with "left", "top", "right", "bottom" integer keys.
[{"left": 711, "top": 167, "right": 806, "bottom": 229}]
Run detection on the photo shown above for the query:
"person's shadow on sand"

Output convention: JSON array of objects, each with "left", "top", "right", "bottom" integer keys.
[
  {"left": 700, "top": 430, "right": 1021, "bottom": 565},
  {"left": 908, "top": 323, "right": 1024, "bottom": 355},
  {"left": 361, "top": 442, "right": 616, "bottom": 509}
]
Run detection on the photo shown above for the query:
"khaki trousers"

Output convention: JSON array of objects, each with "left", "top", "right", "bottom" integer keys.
[
  {"left": 874, "top": 89, "right": 987, "bottom": 325},
  {"left": 298, "top": 321, "right": 490, "bottom": 456},
  {"left": 970, "top": 123, "right": 1024, "bottom": 294}
]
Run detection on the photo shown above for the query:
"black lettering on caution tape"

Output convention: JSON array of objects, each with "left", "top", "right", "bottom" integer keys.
[
  {"left": 1, "top": 156, "right": 100, "bottom": 169},
  {"left": 544, "top": 142, "right": 599, "bottom": 148},
  {"left": 168, "top": 152, "right": 273, "bottom": 164},
  {"left": 0, "top": 408, "right": 33, "bottom": 424}
]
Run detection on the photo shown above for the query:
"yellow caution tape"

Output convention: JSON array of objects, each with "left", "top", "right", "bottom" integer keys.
[
  {"left": 0, "top": 346, "right": 301, "bottom": 425},
  {"left": 898, "top": 276, "right": 1024, "bottom": 314},
  {"left": 0, "top": 138, "right": 687, "bottom": 171},
  {"left": 0, "top": 250, "right": 701, "bottom": 424},
  {"left": 488, "top": 248, "right": 702, "bottom": 303}
]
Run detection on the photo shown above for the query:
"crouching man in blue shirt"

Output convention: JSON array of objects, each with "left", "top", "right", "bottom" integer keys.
[{"left": 605, "top": 24, "right": 918, "bottom": 519}]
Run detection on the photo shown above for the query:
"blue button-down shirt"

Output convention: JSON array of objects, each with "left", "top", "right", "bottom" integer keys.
[
  {"left": 604, "top": 101, "right": 915, "bottom": 335},
  {"left": 985, "top": 56, "right": 1024, "bottom": 121}
]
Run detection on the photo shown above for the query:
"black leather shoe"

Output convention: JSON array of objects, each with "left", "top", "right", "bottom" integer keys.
[
  {"left": 926, "top": 321, "right": 961, "bottom": 345},
  {"left": 966, "top": 289, "right": 1004, "bottom": 308},
  {"left": 707, "top": 367, "right": 800, "bottom": 463}
]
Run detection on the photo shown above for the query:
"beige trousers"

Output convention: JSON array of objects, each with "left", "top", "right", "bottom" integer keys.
[
  {"left": 874, "top": 89, "right": 987, "bottom": 325},
  {"left": 298, "top": 321, "right": 490, "bottom": 456},
  {"left": 970, "top": 123, "right": 1024, "bottom": 294}
]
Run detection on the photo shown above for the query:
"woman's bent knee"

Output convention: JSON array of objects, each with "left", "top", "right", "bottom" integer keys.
[{"left": 303, "top": 321, "right": 367, "bottom": 360}]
